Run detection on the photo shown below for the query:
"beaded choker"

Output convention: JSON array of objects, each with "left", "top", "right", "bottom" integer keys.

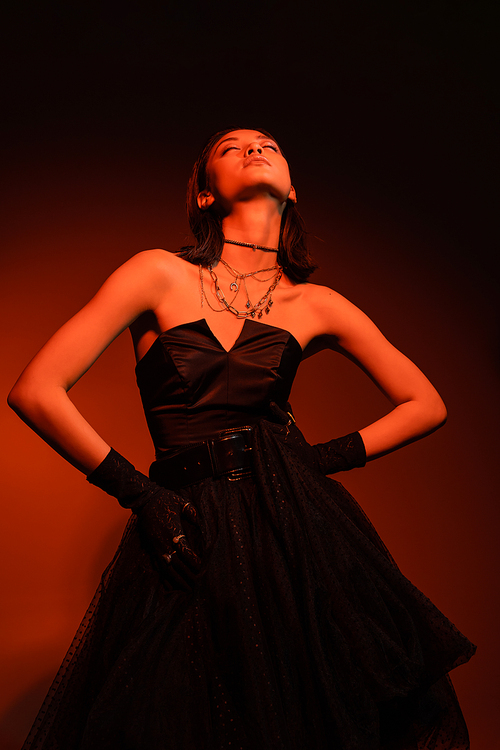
[{"left": 224, "top": 238, "right": 278, "bottom": 254}]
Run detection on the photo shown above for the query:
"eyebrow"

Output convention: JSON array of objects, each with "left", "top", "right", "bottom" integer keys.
[{"left": 214, "top": 134, "right": 271, "bottom": 154}]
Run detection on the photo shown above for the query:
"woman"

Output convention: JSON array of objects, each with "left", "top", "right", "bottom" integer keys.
[{"left": 9, "top": 128, "right": 475, "bottom": 749}]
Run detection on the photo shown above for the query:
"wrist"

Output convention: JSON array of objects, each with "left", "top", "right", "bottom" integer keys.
[
  {"left": 313, "top": 431, "right": 366, "bottom": 475},
  {"left": 86, "top": 448, "right": 157, "bottom": 509}
]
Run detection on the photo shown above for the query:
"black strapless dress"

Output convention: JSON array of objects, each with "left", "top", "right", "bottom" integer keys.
[{"left": 22, "top": 320, "right": 475, "bottom": 750}]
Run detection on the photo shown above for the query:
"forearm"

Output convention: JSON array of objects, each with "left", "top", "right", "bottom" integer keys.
[
  {"left": 8, "top": 383, "right": 110, "bottom": 475},
  {"left": 359, "top": 398, "right": 447, "bottom": 460}
]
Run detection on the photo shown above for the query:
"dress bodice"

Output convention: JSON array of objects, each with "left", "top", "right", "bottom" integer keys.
[{"left": 135, "top": 318, "right": 303, "bottom": 455}]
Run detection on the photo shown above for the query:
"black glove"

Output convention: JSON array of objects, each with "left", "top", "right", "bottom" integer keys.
[
  {"left": 87, "top": 448, "right": 201, "bottom": 590},
  {"left": 269, "top": 402, "right": 366, "bottom": 475}
]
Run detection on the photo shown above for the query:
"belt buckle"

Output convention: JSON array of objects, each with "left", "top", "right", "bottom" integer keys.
[
  {"left": 227, "top": 468, "right": 253, "bottom": 482},
  {"left": 219, "top": 425, "right": 253, "bottom": 438},
  {"left": 213, "top": 426, "right": 253, "bottom": 482}
]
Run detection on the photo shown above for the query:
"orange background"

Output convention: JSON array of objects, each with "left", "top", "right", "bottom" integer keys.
[
  {"left": 1, "top": 139, "right": 498, "bottom": 748},
  {"left": 1, "top": 3, "right": 498, "bottom": 748}
]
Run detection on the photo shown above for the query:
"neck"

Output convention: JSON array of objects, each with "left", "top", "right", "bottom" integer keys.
[{"left": 220, "top": 197, "right": 283, "bottom": 272}]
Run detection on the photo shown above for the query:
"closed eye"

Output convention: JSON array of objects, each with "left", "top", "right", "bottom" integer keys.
[{"left": 221, "top": 142, "right": 279, "bottom": 155}]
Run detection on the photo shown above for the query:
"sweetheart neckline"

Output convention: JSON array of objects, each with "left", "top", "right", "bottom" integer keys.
[{"left": 135, "top": 318, "right": 303, "bottom": 370}]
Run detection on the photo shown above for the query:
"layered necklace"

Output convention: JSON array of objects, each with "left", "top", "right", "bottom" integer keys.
[{"left": 200, "top": 250, "right": 283, "bottom": 319}]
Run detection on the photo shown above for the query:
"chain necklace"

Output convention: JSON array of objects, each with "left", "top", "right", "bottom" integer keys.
[
  {"left": 199, "top": 263, "right": 283, "bottom": 319},
  {"left": 219, "top": 258, "right": 279, "bottom": 292},
  {"left": 224, "top": 238, "right": 279, "bottom": 253}
]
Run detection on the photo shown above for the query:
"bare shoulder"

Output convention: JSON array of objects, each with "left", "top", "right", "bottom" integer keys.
[
  {"left": 300, "top": 281, "right": 355, "bottom": 309},
  {"left": 119, "top": 247, "right": 187, "bottom": 280},
  {"left": 296, "top": 282, "right": 367, "bottom": 339},
  {"left": 104, "top": 248, "right": 191, "bottom": 306}
]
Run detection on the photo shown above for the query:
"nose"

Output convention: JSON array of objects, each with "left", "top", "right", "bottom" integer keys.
[{"left": 245, "top": 142, "right": 263, "bottom": 156}]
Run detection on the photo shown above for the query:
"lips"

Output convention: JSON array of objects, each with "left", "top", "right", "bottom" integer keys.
[{"left": 243, "top": 154, "right": 271, "bottom": 167}]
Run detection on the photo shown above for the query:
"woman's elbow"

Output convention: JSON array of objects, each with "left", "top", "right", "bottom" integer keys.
[
  {"left": 8, "top": 381, "right": 31, "bottom": 418},
  {"left": 7, "top": 378, "right": 45, "bottom": 421},
  {"left": 428, "top": 395, "right": 447, "bottom": 431},
  {"left": 407, "top": 391, "right": 447, "bottom": 436}
]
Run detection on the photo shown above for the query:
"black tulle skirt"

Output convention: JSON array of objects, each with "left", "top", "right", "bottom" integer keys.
[{"left": 22, "top": 420, "right": 475, "bottom": 750}]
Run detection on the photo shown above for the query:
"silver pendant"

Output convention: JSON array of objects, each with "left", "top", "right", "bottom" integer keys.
[{"left": 230, "top": 282, "right": 239, "bottom": 292}]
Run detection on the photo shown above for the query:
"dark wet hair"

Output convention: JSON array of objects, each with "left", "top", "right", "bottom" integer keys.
[{"left": 178, "top": 127, "right": 317, "bottom": 283}]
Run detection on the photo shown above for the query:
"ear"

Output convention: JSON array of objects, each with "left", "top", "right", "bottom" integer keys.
[
  {"left": 197, "top": 190, "right": 215, "bottom": 210},
  {"left": 288, "top": 185, "right": 297, "bottom": 204}
]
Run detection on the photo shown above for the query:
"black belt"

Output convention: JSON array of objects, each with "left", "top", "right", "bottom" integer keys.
[{"left": 149, "top": 427, "right": 254, "bottom": 489}]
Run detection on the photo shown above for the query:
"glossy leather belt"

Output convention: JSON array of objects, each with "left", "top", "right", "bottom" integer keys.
[{"left": 149, "top": 427, "right": 254, "bottom": 489}]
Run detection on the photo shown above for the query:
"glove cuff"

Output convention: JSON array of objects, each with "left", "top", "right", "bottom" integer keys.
[
  {"left": 314, "top": 431, "right": 366, "bottom": 474},
  {"left": 87, "top": 448, "right": 157, "bottom": 509}
]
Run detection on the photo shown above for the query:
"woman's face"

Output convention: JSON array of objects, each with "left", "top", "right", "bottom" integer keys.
[{"left": 201, "top": 129, "right": 294, "bottom": 213}]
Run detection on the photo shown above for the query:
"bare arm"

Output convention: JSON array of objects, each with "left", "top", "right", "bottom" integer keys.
[
  {"left": 308, "top": 286, "right": 447, "bottom": 460},
  {"left": 7, "top": 250, "right": 172, "bottom": 474}
]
